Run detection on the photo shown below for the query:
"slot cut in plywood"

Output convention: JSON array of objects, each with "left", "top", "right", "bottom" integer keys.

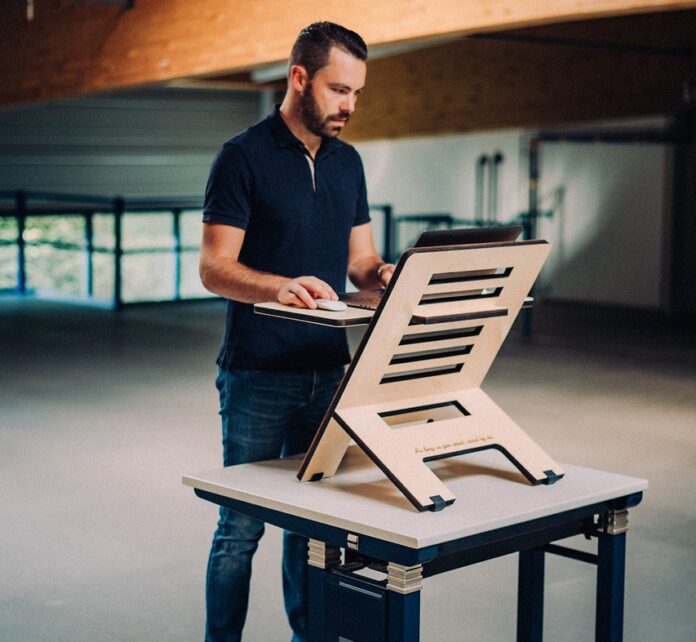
[{"left": 297, "top": 240, "right": 564, "bottom": 511}]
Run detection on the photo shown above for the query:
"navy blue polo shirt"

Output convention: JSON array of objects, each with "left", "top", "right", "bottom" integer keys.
[{"left": 202, "top": 107, "right": 370, "bottom": 371}]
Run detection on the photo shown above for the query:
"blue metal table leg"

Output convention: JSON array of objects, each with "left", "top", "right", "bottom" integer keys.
[
  {"left": 595, "top": 532, "right": 626, "bottom": 642},
  {"left": 308, "top": 564, "right": 325, "bottom": 642},
  {"left": 387, "top": 590, "right": 420, "bottom": 642},
  {"left": 517, "top": 547, "right": 546, "bottom": 642},
  {"left": 307, "top": 539, "right": 340, "bottom": 642},
  {"left": 387, "top": 562, "right": 422, "bottom": 642}
]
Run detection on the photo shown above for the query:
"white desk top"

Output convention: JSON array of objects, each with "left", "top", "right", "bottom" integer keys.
[
  {"left": 254, "top": 302, "right": 373, "bottom": 327},
  {"left": 183, "top": 447, "right": 647, "bottom": 549},
  {"left": 254, "top": 298, "right": 534, "bottom": 328}
]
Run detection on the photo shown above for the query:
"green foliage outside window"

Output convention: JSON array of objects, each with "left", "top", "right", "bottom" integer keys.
[{"left": 0, "top": 211, "right": 209, "bottom": 303}]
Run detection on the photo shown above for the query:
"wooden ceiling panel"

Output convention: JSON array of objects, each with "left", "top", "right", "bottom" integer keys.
[
  {"left": 344, "top": 29, "right": 695, "bottom": 140},
  {"left": 507, "top": 7, "right": 696, "bottom": 50},
  {"left": 2, "top": 0, "right": 696, "bottom": 109}
]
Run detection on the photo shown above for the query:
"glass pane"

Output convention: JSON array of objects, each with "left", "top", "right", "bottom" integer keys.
[
  {"left": 92, "top": 252, "right": 114, "bottom": 302},
  {"left": 93, "top": 214, "right": 115, "bottom": 250},
  {"left": 0, "top": 216, "right": 18, "bottom": 242},
  {"left": 0, "top": 245, "right": 17, "bottom": 289},
  {"left": 180, "top": 210, "right": 203, "bottom": 247},
  {"left": 179, "top": 251, "right": 210, "bottom": 298},
  {"left": 26, "top": 246, "right": 83, "bottom": 294},
  {"left": 122, "top": 253, "right": 175, "bottom": 302},
  {"left": 25, "top": 215, "right": 84, "bottom": 245},
  {"left": 122, "top": 213, "right": 173, "bottom": 250}
]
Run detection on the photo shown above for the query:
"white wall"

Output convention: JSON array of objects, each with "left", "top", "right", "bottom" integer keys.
[
  {"left": 356, "top": 130, "right": 525, "bottom": 253},
  {"left": 536, "top": 137, "right": 668, "bottom": 308},
  {"left": 357, "top": 118, "right": 670, "bottom": 309},
  {"left": 0, "top": 87, "right": 260, "bottom": 197}
]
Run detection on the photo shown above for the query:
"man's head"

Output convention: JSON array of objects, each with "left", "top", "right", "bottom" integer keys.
[
  {"left": 287, "top": 22, "right": 368, "bottom": 139},
  {"left": 289, "top": 21, "right": 367, "bottom": 79}
]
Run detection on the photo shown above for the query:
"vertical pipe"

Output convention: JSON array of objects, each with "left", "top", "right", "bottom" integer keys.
[
  {"left": 490, "top": 151, "right": 504, "bottom": 223},
  {"left": 475, "top": 155, "right": 488, "bottom": 224},
  {"left": 523, "top": 138, "right": 541, "bottom": 337},
  {"left": 393, "top": 216, "right": 400, "bottom": 260},
  {"left": 113, "top": 197, "right": 124, "bottom": 310},
  {"left": 84, "top": 211, "right": 94, "bottom": 298},
  {"left": 667, "top": 106, "right": 696, "bottom": 316},
  {"left": 526, "top": 139, "right": 540, "bottom": 241},
  {"left": 383, "top": 205, "right": 393, "bottom": 263},
  {"left": 15, "top": 190, "right": 27, "bottom": 294},
  {"left": 172, "top": 208, "right": 182, "bottom": 301}
]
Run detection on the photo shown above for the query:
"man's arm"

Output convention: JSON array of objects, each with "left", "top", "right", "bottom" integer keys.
[
  {"left": 199, "top": 223, "right": 337, "bottom": 308},
  {"left": 347, "top": 222, "right": 395, "bottom": 290}
]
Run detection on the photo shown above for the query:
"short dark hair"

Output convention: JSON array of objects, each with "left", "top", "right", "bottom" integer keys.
[{"left": 289, "top": 22, "right": 367, "bottom": 78}]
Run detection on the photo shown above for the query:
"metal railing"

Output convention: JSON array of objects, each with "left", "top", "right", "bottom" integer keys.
[
  {"left": 0, "top": 191, "right": 206, "bottom": 308},
  {"left": 385, "top": 210, "right": 549, "bottom": 263},
  {"left": 0, "top": 192, "right": 397, "bottom": 309},
  {"left": 1, "top": 190, "right": 549, "bottom": 310}
]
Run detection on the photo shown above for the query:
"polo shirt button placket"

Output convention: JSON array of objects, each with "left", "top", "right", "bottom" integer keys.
[{"left": 300, "top": 145, "right": 317, "bottom": 193}]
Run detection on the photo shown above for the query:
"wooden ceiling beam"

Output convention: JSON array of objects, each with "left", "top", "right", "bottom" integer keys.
[
  {"left": 2, "top": 0, "right": 696, "bottom": 109},
  {"left": 344, "top": 21, "right": 696, "bottom": 140}
]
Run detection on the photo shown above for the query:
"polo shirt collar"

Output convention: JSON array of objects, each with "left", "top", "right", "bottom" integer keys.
[{"left": 267, "top": 106, "right": 340, "bottom": 155}]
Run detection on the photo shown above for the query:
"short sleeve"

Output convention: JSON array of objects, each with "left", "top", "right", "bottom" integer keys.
[
  {"left": 202, "top": 143, "right": 253, "bottom": 229},
  {"left": 353, "top": 154, "right": 371, "bottom": 227}
]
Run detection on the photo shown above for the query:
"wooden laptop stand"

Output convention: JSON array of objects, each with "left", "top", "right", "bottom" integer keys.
[{"left": 271, "top": 240, "right": 564, "bottom": 512}]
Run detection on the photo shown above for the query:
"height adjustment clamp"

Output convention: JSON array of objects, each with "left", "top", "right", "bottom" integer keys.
[
  {"left": 542, "top": 469, "right": 563, "bottom": 485},
  {"left": 428, "top": 495, "right": 447, "bottom": 511}
]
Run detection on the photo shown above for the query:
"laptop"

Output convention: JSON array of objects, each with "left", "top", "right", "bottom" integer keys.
[{"left": 339, "top": 225, "right": 523, "bottom": 310}]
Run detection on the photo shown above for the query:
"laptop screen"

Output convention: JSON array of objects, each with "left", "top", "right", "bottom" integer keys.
[
  {"left": 339, "top": 226, "right": 524, "bottom": 310},
  {"left": 414, "top": 225, "right": 523, "bottom": 248}
]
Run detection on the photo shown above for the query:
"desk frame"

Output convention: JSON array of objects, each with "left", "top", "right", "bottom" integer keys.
[{"left": 193, "top": 486, "right": 642, "bottom": 642}]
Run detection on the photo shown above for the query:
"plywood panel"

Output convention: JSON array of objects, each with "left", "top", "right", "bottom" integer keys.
[
  {"left": 2, "top": 0, "right": 695, "bottom": 109},
  {"left": 298, "top": 240, "right": 563, "bottom": 511},
  {"left": 346, "top": 24, "right": 696, "bottom": 139}
]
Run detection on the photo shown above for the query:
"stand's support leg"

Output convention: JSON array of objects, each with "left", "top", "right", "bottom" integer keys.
[
  {"left": 386, "top": 562, "right": 423, "bottom": 642},
  {"left": 517, "top": 546, "right": 545, "bottom": 642},
  {"left": 595, "top": 509, "right": 629, "bottom": 642},
  {"left": 307, "top": 539, "right": 341, "bottom": 642}
]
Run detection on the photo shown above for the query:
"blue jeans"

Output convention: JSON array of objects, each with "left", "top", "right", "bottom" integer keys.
[{"left": 205, "top": 367, "right": 344, "bottom": 642}]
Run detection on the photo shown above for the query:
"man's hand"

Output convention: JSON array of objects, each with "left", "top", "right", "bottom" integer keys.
[
  {"left": 348, "top": 223, "right": 395, "bottom": 290},
  {"left": 277, "top": 276, "right": 337, "bottom": 309},
  {"left": 377, "top": 263, "right": 395, "bottom": 288}
]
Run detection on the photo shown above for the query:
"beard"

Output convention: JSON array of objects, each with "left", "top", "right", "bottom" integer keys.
[{"left": 299, "top": 82, "right": 350, "bottom": 138}]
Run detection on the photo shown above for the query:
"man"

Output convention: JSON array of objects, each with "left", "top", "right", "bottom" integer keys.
[{"left": 199, "top": 22, "right": 394, "bottom": 642}]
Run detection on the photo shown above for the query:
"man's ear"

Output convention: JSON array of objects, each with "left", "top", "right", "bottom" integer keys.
[{"left": 289, "top": 65, "right": 309, "bottom": 92}]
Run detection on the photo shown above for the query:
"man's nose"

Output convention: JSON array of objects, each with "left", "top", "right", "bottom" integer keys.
[{"left": 340, "top": 94, "right": 356, "bottom": 114}]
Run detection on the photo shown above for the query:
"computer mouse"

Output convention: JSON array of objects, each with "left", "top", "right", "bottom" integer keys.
[{"left": 315, "top": 299, "right": 347, "bottom": 312}]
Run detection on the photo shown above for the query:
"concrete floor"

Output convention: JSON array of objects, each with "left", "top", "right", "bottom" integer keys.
[{"left": 0, "top": 298, "right": 694, "bottom": 641}]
